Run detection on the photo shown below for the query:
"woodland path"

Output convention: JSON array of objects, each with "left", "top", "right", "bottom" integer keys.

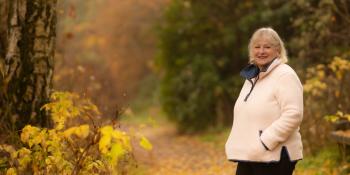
[{"left": 131, "top": 123, "right": 236, "bottom": 175}]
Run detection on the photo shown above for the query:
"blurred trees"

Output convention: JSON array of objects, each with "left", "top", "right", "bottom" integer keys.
[
  {"left": 156, "top": 0, "right": 296, "bottom": 133},
  {"left": 55, "top": 0, "right": 169, "bottom": 116},
  {"left": 157, "top": 0, "right": 350, "bottom": 150},
  {"left": 289, "top": 0, "right": 350, "bottom": 67},
  {"left": 289, "top": 0, "right": 350, "bottom": 154},
  {"left": 0, "top": 0, "right": 57, "bottom": 135}
]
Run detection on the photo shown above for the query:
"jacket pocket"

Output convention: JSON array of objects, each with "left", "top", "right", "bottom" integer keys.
[
  {"left": 247, "top": 132, "right": 267, "bottom": 159},
  {"left": 259, "top": 130, "right": 270, "bottom": 151}
]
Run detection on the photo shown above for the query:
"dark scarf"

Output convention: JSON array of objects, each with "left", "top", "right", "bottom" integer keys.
[
  {"left": 240, "top": 58, "right": 276, "bottom": 79},
  {"left": 239, "top": 58, "right": 277, "bottom": 102}
]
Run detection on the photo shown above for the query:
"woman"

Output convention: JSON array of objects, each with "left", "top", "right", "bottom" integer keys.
[{"left": 225, "top": 27, "right": 303, "bottom": 175}]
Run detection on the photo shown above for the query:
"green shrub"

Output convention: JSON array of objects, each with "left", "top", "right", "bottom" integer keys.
[{"left": 156, "top": 0, "right": 295, "bottom": 132}]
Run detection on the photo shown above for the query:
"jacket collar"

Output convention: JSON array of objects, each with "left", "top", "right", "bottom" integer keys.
[
  {"left": 240, "top": 58, "right": 281, "bottom": 80},
  {"left": 259, "top": 58, "right": 281, "bottom": 79}
]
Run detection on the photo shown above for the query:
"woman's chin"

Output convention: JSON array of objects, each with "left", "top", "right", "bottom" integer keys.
[{"left": 255, "top": 61, "right": 267, "bottom": 67}]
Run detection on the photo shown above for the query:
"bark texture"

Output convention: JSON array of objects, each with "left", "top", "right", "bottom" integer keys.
[{"left": 0, "top": 0, "right": 57, "bottom": 132}]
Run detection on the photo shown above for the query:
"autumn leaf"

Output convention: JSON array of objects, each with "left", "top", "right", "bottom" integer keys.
[
  {"left": 6, "top": 168, "right": 17, "bottom": 175},
  {"left": 139, "top": 136, "right": 153, "bottom": 151},
  {"left": 110, "top": 143, "right": 126, "bottom": 165},
  {"left": 99, "top": 135, "right": 111, "bottom": 154}
]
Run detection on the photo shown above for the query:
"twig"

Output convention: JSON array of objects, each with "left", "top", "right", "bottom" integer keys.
[{"left": 332, "top": 0, "right": 350, "bottom": 24}]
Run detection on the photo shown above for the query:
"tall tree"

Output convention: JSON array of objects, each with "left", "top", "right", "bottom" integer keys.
[{"left": 0, "top": 0, "right": 57, "bottom": 135}]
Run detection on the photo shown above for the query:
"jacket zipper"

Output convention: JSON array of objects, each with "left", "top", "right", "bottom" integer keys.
[{"left": 244, "top": 74, "right": 259, "bottom": 102}]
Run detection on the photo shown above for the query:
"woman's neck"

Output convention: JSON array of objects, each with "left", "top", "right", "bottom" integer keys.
[{"left": 258, "top": 58, "right": 277, "bottom": 72}]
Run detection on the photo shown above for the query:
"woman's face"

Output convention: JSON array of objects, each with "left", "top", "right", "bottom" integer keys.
[{"left": 251, "top": 37, "right": 279, "bottom": 67}]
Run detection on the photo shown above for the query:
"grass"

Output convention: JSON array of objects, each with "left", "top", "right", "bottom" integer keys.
[
  {"left": 294, "top": 145, "right": 349, "bottom": 175},
  {"left": 196, "top": 127, "right": 231, "bottom": 147},
  {"left": 120, "top": 106, "right": 169, "bottom": 129},
  {"left": 120, "top": 73, "right": 169, "bottom": 126}
]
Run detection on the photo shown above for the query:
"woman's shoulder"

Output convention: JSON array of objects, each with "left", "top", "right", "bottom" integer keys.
[
  {"left": 273, "top": 63, "right": 298, "bottom": 77},
  {"left": 272, "top": 64, "right": 302, "bottom": 86}
]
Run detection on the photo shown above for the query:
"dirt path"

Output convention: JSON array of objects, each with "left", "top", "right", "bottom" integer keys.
[{"left": 131, "top": 124, "right": 236, "bottom": 175}]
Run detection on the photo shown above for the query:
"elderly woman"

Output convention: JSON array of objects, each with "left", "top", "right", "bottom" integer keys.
[{"left": 225, "top": 27, "right": 303, "bottom": 175}]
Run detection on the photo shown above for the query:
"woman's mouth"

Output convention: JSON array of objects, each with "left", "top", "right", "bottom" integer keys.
[{"left": 257, "top": 56, "right": 268, "bottom": 59}]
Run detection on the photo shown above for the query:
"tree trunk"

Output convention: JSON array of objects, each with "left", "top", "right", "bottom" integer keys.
[
  {"left": 0, "top": 0, "right": 57, "bottom": 133},
  {"left": 0, "top": 0, "right": 7, "bottom": 59}
]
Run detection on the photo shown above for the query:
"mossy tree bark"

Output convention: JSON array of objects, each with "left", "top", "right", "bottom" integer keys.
[{"left": 0, "top": 0, "right": 57, "bottom": 134}]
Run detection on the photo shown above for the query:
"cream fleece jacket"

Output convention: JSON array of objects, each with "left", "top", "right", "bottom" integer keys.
[{"left": 225, "top": 59, "right": 303, "bottom": 162}]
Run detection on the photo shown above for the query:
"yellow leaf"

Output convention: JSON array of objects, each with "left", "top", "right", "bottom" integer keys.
[
  {"left": 21, "top": 125, "right": 40, "bottom": 144},
  {"left": 336, "top": 111, "right": 344, "bottom": 117},
  {"left": 100, "top": 126, "right": 113, "bottom": 136},
  {"left": 139, "top": 136, "right": 152, "bottom": 151},
  {"left": 111, "top": 130, "right": 125, "bottom": 140},
  {"left": 99, "top": 135, "right": 111, "bottom": 154},
  {"left": 110, "top": 143, "right": 126, "bottom": 164},
  {"left": 63, "top": 127, "right": 76, "bottom": 138},
  {"left": 76, "top": 125, "right": 90, "bottom": 139},
  {"left": 63, "top": 125, "right": 90, "bottom": 139},
  {"left": 0, "top": 144, "right": 16, "bottom": 155},
  {"left": 6, "top": 168, "right": 17, "bottom": 175},
  {"left": 17, "top": 148, "right": 31, "bottom": 156},
  {"left": 346, "top": 114, "right": 350, "bottom": 121}
]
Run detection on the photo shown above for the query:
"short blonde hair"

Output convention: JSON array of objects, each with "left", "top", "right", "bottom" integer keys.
[{"left": 248, "top": 27, "right": 288, "bottom": 64}]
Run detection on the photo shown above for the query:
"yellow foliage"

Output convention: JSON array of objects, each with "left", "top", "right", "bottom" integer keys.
[
  {"left": 100, "top": 125, "right": 114, "bottom": 135},
  {"left": 0, "top": 144, "right": 16, "bottom": 157},
  {"left": 303, "top": 78, "right": 327, "bottom": 96},
  {"left": 99, "top": 135, "right": 111, "bottom": 154},
  {"left": 139, "top": 136, "right": 153, "bottom": 151},
  {"left": 0, "top": 91, "right": 152, "bottom": 174},
  {"left": 99, "top": 125, "right": 133, "bottom": 170},
  {"left": 63, "top": 124, "right": 90, "bottom": 139},
  {"left": 41, "top": 92, "right": 81, "bottom": 130},
  {"left": 328, "top": 56, "right": 350, "bottom": 80},
  {"left": 6, "top": 168, "right": 17, "bottom": 175},
  {"left": 109, "top": 143, "right": 126, "bottom": 166},
  {"left": 304, "top": 56, "right": 350, "bottom": 122},
  {"left": 17, "top": 148, "right": 31, "bottom": 171},
  {"left": 325, "top": 114, "right": 339, "bottom": 123},
  {"left": 325, "top": 111, "right": 350, "bottom": 123},
  {"left": 20, "top": 125, "right": 40, "bottom": 145}
]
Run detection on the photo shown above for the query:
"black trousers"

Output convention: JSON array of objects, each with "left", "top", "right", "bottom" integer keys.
[{"left": 235, "top": 147, "right": 297, "bottom": 175}]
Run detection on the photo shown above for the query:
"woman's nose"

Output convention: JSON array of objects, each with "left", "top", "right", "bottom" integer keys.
[{"left": 258, "top": 47, "right": 265, "bottom": 53}]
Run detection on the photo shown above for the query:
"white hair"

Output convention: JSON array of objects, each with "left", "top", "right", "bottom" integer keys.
[{"left": 248, "top": 27, "right": 288, "bottom": 63}]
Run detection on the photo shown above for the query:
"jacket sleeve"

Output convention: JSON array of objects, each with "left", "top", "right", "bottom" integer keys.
[{"left": 260, "top": 72, "right": 303, "bottom": 150}]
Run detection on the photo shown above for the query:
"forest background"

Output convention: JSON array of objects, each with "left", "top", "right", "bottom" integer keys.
[{"left": 0, "top": 0, "right": 350, "bottom": 174}]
